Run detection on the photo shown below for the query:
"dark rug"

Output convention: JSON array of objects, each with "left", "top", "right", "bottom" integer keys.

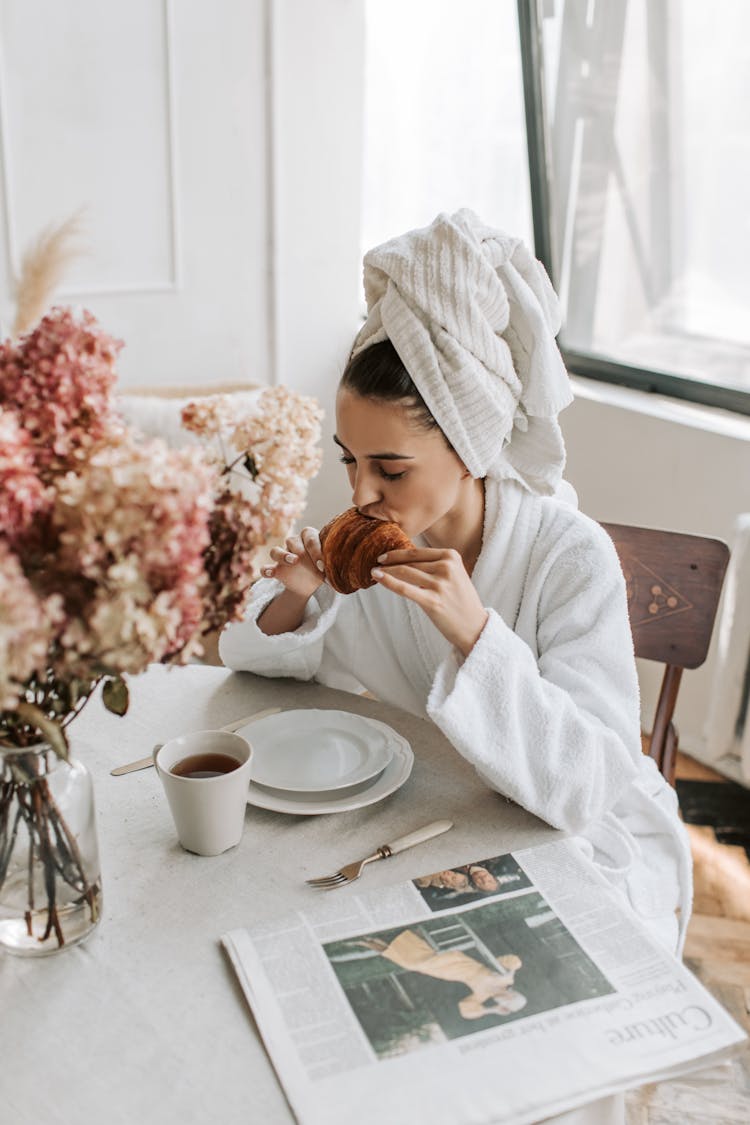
[{"left": 676, "top": 779, "right": 750, "bottom": 861}]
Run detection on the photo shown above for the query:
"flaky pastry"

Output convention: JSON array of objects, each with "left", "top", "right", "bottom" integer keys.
[{"left": 319, "top": 508, "right": 413, "bottom": 594}]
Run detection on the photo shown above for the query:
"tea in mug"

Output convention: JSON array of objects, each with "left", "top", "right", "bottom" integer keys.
[{"left": 170, "top": 752, "right": 240, "bottom": 780}]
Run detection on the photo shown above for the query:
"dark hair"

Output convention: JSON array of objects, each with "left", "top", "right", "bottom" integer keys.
[{"left": 340, "top": 338, "right": 446, "bottom": 438}]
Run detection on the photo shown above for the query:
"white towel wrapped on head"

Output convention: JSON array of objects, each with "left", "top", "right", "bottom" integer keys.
[{"left": 353, "top": 208, "right": 573, "bottom": 495}]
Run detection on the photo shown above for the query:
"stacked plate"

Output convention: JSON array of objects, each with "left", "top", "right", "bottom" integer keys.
[{"left": 235, "top": 709, "right": 414, "bottom": 815}]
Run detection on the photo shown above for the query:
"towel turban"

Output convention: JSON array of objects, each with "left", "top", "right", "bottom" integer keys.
[{"left": 351, "top": 209, "right": 573, "bottom": 495}]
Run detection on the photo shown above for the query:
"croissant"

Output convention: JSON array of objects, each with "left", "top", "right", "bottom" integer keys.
[{"left": 319, "top": 508, "right": 414, "bottom": 594}]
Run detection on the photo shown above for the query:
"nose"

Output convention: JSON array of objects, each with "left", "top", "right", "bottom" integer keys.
[{"left": 351, "top": 466, "right": 382, "bottom": 511}]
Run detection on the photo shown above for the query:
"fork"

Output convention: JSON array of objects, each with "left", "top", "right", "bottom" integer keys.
[{"left": 306, "top": 819, "right": 454, "bottom": 888}]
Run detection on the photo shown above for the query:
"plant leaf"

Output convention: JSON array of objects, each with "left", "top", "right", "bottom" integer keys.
[
  {"left": 15, "top": 702, "right": 70, "bottom": 762},
  {"left": 102, "top": 676, "right": 129, "bottom": 717}
]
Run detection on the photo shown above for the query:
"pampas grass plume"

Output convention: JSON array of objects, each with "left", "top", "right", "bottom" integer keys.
[{"left": 12, "top": 211, "right": 86, "bottom": 338}]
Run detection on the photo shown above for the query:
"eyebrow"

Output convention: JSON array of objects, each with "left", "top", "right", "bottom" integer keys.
[{"left": 332, "top": 434, "right": 415, "bottom": 461}]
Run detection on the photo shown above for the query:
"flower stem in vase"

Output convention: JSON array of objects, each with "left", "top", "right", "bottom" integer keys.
[{"left": 0, "top": 746, "right": 102, "bottom": 956}]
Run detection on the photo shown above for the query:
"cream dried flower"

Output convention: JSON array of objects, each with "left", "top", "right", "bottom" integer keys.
[
  {"left": 226, "top": 385, "right": 324, "bottom": 538},
  {"left": 0, "top": 543, "right": 61, "bottom": 710}
]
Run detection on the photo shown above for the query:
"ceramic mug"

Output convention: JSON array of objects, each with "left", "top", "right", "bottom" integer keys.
[{"left": 154, "top": 730, "right": 252, "bottom": 856}]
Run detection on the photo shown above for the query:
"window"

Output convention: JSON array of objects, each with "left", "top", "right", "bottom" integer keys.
[
  {"left": 364, "top": 0, "right": 750, "bottom": 414},
  {"left": 526, "top": 0, "right": 750, "bottom": 413}
]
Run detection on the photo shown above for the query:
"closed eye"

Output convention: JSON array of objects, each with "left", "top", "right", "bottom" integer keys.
[{"left": 338, "top": 455, "right": 406, "bottom": 482}]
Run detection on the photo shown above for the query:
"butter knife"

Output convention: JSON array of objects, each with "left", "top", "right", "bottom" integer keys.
[{"left": 109, "top": 707, "right": 282, "bottom": 776}]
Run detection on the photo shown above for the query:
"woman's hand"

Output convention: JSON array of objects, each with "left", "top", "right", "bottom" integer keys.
[
  {"left": 261, "top": 527, "right": 325, "bottom": 601},
  {"left": 371, "top": 547, "right": 488, "bottom": 658}
]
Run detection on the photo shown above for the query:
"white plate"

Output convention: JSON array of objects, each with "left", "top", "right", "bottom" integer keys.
[
  {"left": 237, "top": 709, "right": 394, "bottom": 793},
  {"left": 244, "top": 721, "right": 413, "bottom": 816}
]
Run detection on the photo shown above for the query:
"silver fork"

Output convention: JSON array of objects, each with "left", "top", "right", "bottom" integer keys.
[{"left": 306, "top": 819, "right": 454, "bottom": 889}]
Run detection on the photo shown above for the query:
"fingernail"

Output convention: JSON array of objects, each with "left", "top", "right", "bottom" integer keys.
[
  {"left": 371, "top": 568, "right": 384, "bottom": 579},
  {"left": 316, "top": 560, "right": 325, "bottom": 572},
  {"left": 285, "top": 553, "right": 297, "bottom": 563},
  {"left": 262, "top": 567, "right": 275, "bottom": 577},
  {"left": 377, "top": 553, "right": 387, "bottom": 563}
]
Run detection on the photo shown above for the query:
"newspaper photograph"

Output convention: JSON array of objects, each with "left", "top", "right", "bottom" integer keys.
[
  {"left": 323, "top": 891, "right": 613, "bottom": 1057},
  {"left": 222, "top": 838, "right": 746, "bottom": 1125},
  {"left": 412, "top": 852, "right": 532, "bottom": 910}
]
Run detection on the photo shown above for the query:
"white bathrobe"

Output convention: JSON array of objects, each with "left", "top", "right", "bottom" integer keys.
[{"left": 220, "top": 478, "right": 692, "bottom": 955}]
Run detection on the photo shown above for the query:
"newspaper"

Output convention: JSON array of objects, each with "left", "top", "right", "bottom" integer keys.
[{"left": 222, "top": 838, "right": 746, "bottom": 1125}]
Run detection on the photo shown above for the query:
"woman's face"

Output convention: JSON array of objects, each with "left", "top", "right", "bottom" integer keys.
[{"left": 334, "top": 390, "right": 470, "bottom": 540}]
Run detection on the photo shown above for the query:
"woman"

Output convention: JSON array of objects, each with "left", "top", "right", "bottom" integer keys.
[
  {"left": 358, "top": 931, "right": 526, "bottom": 1021},
  {"left": 220, "top": 210, "right": 691, "bottom": 961}
]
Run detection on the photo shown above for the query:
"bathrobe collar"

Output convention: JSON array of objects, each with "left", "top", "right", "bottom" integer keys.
[{"left": 406, "top": 478, "right": 546, "bottom": 672}]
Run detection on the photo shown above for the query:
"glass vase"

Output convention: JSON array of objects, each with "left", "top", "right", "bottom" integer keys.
[{"left": 0, "top": 743, "right": 102, "bottom": 956}]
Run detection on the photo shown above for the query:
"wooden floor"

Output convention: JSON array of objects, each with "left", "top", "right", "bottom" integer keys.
[{"left": 625, "top": 753, "right": 750, "bottom": 1124}]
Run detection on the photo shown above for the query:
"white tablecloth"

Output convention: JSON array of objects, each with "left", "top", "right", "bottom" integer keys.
[{"left": 0, "top": 665, "right": 613, "bottom": 1124}]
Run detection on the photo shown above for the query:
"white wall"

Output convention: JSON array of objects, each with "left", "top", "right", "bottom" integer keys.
[
  {"left": 561, "top": 377, "right": 750, "bottom": 761},
  {"left": 0, "top": 0, "right": 365, "bottom": 519},
  {"left": 271, "top": 0, "right": 366, "bottom": 527}
]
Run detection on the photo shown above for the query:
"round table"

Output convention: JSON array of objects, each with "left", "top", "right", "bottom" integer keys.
[{"left": 2, "top": 664, "right": 563, "bottom": 1125}]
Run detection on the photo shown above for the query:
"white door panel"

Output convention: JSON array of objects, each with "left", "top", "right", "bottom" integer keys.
[{"left": 0, "top": 0, "right": 270, "bottom": 389}]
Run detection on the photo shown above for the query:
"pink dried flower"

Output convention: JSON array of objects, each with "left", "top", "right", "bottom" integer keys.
[
  {"left": 0, "top": 306, "right": 124, "bottom": 478},
  {"left": 0, "top": 407, "right": 50, "bottom": 542},
  {"left": 1, "top": 308, "right": 324, "bottom": 747}
]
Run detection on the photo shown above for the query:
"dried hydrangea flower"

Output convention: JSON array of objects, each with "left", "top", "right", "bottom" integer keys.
[
  {"left": 0, "top": 542, "right": 61, "bottom": 710},
  {"left": 0, "top": 407, "right": 50, "bottom": 542},
  {"left": 49, "top": 432, "right": 217, "bottom": 677},
  {"left": 0, "top": 307, "right": 124, "bottom": 478}
]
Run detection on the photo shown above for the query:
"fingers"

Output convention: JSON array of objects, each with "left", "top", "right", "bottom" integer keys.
[
  {"left": 262, "top": 540, "right": 302, "bottom": 578},
  {"left": 285, "top": 534, "right": 305, "bottom": 556},
  {"left": 260, "top": 528, "right": 324, "bottom": 582},
  {"left": 370, "top": 566, "right": 435, "bottom": 608},
  {"left": 372, "top": 562, "right": 440, "bottom": 587},
  {"left": 300, "top": 526, "right": 324, "bottom": 573},
  {"left": 370, "top": 564, "right": 438, "bottom": 603},
  {"left": 376, "top": 547, "right": 460, "bottom": 566},
  {"left": 269, "top": 544, "right": 301, "bottom": 565}
]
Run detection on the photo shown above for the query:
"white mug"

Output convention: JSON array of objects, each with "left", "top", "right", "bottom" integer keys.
[{"left": 154, "top": 730, "right": 252, "bottom": 856}]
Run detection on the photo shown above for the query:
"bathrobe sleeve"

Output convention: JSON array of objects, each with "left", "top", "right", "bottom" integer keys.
[
  {"left": 427, "top": 519, "right": 643, "bottom": 835},
  {"left": 218, "top": 577, "right": 366, "bottom": 693}
]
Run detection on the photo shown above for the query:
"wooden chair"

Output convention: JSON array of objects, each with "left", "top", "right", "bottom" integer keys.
[{"left": 601, "top": 523, "right": 730, "bottom": 785}]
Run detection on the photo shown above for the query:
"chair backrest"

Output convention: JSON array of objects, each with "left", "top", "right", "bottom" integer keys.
[
  {"left": 601, "top": 523, "right": 730, "bottom": 782},
  {"left": 601, "top": 523, "right": 730, "bottom": 670}
]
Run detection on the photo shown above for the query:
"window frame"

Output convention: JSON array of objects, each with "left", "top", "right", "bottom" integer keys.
[{"left": 517, "top": 0, "right": 750, "bottom": 417}]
